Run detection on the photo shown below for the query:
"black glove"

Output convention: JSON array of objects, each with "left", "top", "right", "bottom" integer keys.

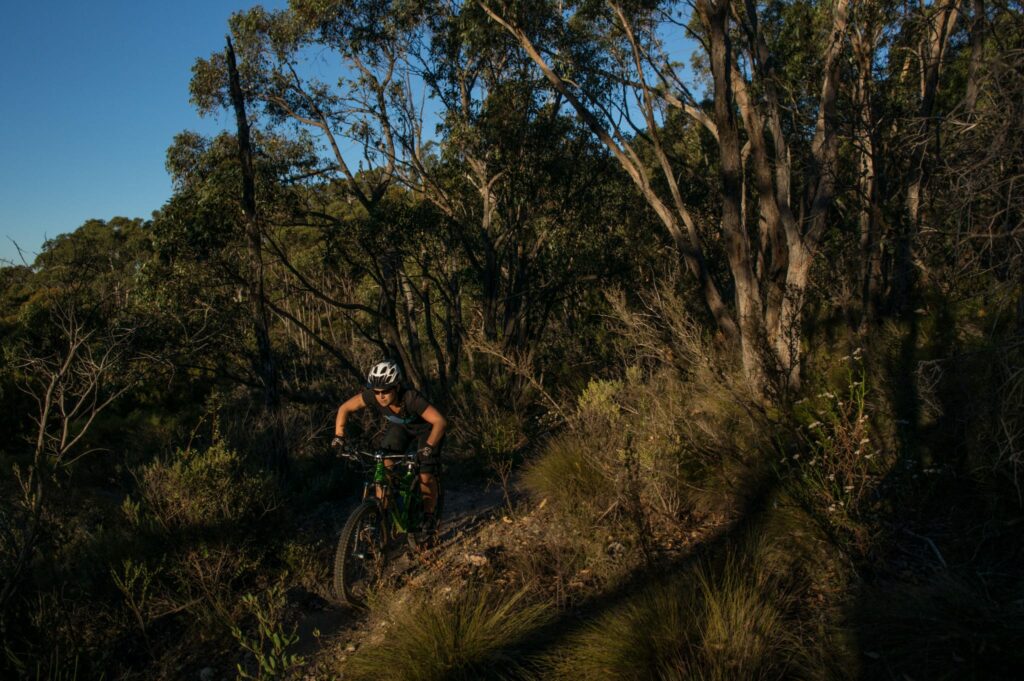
[
  {"left": 417, "top": 444, "right": 434, "bottom": 461},
  {"left": 331, "top": 436, "right": 345, "bottom": 449}
]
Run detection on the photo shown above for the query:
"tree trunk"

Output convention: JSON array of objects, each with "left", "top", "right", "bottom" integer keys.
[
  {"left": 703, "top": 0, "right": 768, "bottom": 390},
  {"left": 226, "top": 36, "right": 288, "bottom": 474},
  {"left": 893, "top": 2, "right": 961, "bottom": 314}
]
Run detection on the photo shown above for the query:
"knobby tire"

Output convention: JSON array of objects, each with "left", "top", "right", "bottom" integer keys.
[{"left": 334, "top": 499, "right": 385, "bottom": 608}]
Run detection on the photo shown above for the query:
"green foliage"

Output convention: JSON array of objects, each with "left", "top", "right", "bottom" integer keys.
[
  {"left": 783, "top": 355, "right": 886, "bottom": 547},
  {"left": 576, "top": 377, "right": 623, "bottom": 420},
  {"left": 279, "top": 538, "right": 328, "bottom": 594},
  {"left": 346, "top": 586, "right": 551, "bottom": 681},
  {"left": 477, "top": 405, "right": 527, "bottom": 459},
  {"left": 231, "top": 580, "right": 305, "bottom": 680},
  {"left": 132, "top": 441, "right": 278, "bottom": 533},
  {"left": 110, "top": 558, "right": 160, "bottom": 636}
]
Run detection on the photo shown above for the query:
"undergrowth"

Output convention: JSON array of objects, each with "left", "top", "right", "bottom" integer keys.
[
  {"left": 546, "top": 548, "right": 806, "bottom": 681},
  {"left": 345, "top": 585, "right": 551, "bottom": 681}
]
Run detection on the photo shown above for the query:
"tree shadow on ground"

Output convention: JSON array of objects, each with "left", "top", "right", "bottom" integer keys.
[
  {"left": 846, "top": 300, "right": 1024, "bottom": 680},
  {"left": 493, "top": 463, "right": 787, "bottom": 676}
]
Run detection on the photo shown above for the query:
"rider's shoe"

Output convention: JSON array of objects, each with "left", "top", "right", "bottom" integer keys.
[{"left": 414, "top": 513, "right": 439, "bottom": 548}]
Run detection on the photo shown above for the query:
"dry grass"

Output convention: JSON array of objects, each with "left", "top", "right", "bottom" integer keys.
[
  {"left": 345, "top": 585, "right": 551, "bottom": 681},
  {"left": 545, "top": 548, "right": 801, "bottom": 681}
]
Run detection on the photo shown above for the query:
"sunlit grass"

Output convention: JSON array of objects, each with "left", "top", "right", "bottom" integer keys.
[
  {"left": 523, "top": 431, "right": 615, "bottom": 521},
  {"left": 345, "top": 586, "right": 551, "bottom": 681},
  {"left": 545, "top": 549, "right": 806, "bottom": 681}
]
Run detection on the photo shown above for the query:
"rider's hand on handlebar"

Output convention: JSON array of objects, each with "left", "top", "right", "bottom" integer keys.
[
  {"left": 417, "top": 444, "right": 434, "bottom": 462},
  {"left": 332, "top": 437, "right": 363, "bottom": 463},
  {"left": 332, "top": 436, "right": 358, "bottom": 461}
]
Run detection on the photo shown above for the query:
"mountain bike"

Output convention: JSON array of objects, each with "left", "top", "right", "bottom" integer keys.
[{"left": 333, "top": 445, "right": 442, "bottom": 607}]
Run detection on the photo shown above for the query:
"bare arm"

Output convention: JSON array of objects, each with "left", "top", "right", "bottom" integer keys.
[
  {"left": 335, "top": 393, "right": 367, "bottom": 437},
  {"left": 420, "top": 405, "right": 447, "bottom": 448}
]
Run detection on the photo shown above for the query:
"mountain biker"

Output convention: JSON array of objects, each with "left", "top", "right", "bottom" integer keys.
[{"left": 332, "top": 360, "right": 447, "bottom": 537}]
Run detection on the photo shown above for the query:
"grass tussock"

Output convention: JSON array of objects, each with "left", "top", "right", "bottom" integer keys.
[
  {"left": 345, "top": 586, "right": 552, "bottom": 681},
  {"left": 524, "top": 361, "right": 771, "bottom": 541},
  {"left": 546, "top": 550, "right": 803, "bottom": 681},
  {"left": 525, "top": 288, "right": 776, "bottom": 541}
]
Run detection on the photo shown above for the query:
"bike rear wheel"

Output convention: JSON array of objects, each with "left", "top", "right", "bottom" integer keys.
[{"left": 334, "top": 499, "right": 385, "bottom": 607}]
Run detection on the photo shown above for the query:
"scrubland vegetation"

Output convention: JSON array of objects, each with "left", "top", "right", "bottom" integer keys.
[{"left": 3, "top": 0, "right": 1023, "bottom": 679}]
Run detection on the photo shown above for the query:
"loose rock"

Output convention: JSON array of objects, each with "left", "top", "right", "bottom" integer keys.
[{"left": 466, "top": 552, "right": 489, "bottom": 567}]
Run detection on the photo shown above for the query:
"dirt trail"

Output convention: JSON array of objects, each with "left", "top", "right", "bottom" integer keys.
[{"left": 286, "top": 477, "right": 509, "bottom": 670}]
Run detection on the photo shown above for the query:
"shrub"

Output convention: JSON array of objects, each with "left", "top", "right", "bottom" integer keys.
[
  {"left": 131, "top": 442, "right": 278, "bottom": 533},
  {"left": 345, "top": 586, "right": 551, "bottom": 681},
  {"left": 231, "top": 580, "right": 305, "bottom": 680},
  {"left": 525, "top": 364, "right": 771, "bottom": 544}
]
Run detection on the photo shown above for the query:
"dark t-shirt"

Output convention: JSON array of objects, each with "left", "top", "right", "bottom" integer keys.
[{"left": 360, "top": 386, "right": 432, "bottom": 435}]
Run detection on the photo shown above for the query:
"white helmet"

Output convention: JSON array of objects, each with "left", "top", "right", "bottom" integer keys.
[{"left": 367, "top": 360, "right": 402, "bottom": 389}]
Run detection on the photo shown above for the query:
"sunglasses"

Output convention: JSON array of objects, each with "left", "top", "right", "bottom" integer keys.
[{"left": 373, "top": 388, "right": 395, "bottom": 395}]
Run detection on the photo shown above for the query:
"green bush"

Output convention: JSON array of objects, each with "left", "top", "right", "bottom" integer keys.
[
  {"left": 132, "top": 441, "right": 278, "bottom": 533},
  {"left": 783, "top": 359, "right": 888, "bottom": 550},
  {"left": 450, "top": 376, "right": 529, "bottom": 460},
  {"left": 231, "top": 580, "right": 305, "bottom": 680}
]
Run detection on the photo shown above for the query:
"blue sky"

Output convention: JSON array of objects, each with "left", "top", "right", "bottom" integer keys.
[
  {"left": 0, "top": 1, "right": 702, "bottom": 266},
  {"left": 0, "top": 0, "right": 287, "bottom": 265}
]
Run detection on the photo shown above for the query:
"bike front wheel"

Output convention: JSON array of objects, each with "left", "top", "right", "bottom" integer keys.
[{"left": 334, "top": 499, "right": 386, "bottom": 607}]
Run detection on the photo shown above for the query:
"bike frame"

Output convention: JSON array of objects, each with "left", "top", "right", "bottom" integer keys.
[{"left": 353, "top": 450, "right": 424, "bottom": 536}]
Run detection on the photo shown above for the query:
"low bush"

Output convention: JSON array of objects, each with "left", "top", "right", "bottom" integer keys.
[
  {"left": 131, "top": 441, "right": 278, "bottom": 533},
  {"left": 525, "top": 362, "right": 772, "bottom": 546},
  {"left": 231, "top": 580, "right": 305, "bottom": 680},
  {"left": 781, "top": 356, "right": 893, "bottom": 555}
]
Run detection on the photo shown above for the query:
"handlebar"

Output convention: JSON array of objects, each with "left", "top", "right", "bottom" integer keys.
[{"left": 338, "top": 444, "right": 418, "bottom": 466}]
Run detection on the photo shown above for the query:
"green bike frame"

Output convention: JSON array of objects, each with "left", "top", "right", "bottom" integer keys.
[{"left": 368, "top": 456, "right": 423, "bottom": 535}]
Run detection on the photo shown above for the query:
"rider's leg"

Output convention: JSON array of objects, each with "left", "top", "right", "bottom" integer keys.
[
  {"left": 374, "top": 424, "right": 411, "bottom": 502},
  {"left": 418, "top": 472, "right": 439, "bottom": 516},
  {"left": 416, "top": 434, "right": 442, "bottom": 527}
]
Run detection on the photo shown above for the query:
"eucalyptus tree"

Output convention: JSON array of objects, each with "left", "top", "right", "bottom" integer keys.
[
  {"left": 189, "top": 2, "right": 447, "bottom": 390},
  {"left": 155, "top": 126, "right": 370, "bottom": 431},
  {"left": 410, "top": 1, "right": 635, "bottom": 360},
  {"left": 188, "top": 0, "right": 639, "bottom": 397},
  {"left": 479, "top": 0, "right": 865, "bottom": 394}
]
